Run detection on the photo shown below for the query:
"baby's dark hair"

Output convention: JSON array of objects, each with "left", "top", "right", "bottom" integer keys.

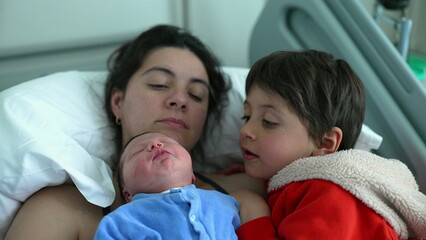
[{"left": 246, "top": 50, "right": 365, "bottom": 149}]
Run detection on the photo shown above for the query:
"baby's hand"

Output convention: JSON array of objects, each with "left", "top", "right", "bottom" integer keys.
[{"left": 230, "top": 189, "right": 270, "bottom": 224}]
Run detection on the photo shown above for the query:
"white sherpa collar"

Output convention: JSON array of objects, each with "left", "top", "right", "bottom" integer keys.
[{"left": 268, "top": 149, "right": 426, "bottom": 239}]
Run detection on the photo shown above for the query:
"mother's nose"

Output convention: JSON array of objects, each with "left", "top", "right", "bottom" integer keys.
[{"left": 166, "top": 92, "right": 187, "bottom": 110}]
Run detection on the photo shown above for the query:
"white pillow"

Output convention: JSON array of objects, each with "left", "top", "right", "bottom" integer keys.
[
  {"left": 0, "top": 67, "right": 382, "bottom": 237},
  {"left": 194, "top": 67, "right": 249, "bottom": 172},
  {"left": 0, "top": 71, "right": 115, "bottom": 237}
]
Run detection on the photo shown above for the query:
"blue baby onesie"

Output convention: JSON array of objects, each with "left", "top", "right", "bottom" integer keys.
[{"left": 94, "top": 184, "right": 240, "bottom": 240}]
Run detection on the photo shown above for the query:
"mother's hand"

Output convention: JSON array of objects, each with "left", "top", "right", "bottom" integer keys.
[{"left": 230, "top": 189, "right": 270, "bottom": 224}]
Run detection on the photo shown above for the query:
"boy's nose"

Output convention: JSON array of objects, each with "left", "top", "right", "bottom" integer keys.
[{"left": 240, "top": 124, "right": 256, "bottom": 141}]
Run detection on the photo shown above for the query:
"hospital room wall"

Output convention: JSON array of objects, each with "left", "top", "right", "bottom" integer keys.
[
  {"left": 0, "top": 0, "right": 266, "bottom": 92},
  {"left": 185, "top": 0, "right": 267, "bottom": 68},
  {"left": 0, "top": 0, "right": 186, "bottom": 91},
  {"left": 0, "top": 0, "right": 424, "bottom": 92}
]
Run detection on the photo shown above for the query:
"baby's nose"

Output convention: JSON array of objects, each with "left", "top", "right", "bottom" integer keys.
[{"left": 147, "top": 142, "right": 164, "bottom": 151}]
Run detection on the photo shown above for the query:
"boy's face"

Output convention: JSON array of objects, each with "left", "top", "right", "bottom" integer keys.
[
  {"left": 121, "top": 132, "right": 194, "bottom": 201},
  {"left": 240, "top": 86, "right": 319, "bottom": 180}
]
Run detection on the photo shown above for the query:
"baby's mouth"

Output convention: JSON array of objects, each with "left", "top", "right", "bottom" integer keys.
[{"left": 153, "top": 149, "right": 170, "bottom": 160}]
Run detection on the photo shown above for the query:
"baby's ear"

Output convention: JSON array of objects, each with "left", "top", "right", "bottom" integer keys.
[
  {"left": 312, "top": 127, "right": 342, "bottom": 156},
  {"left": 191, "top": 173, "right": 196, "bottom": 184},
  {"left": 122, "top": 189, "right": 133, "bottom": 203}
]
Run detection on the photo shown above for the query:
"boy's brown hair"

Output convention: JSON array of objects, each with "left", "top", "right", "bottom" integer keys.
[{"left": 246, "top": 50, "right": 365, "bottom": 149}]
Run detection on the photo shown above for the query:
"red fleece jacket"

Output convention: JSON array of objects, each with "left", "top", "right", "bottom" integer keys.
[{"left": 237, "top": 179, "right": 420, "bottom": 240}]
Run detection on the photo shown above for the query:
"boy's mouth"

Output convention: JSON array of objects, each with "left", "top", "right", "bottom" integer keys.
[{"left": 241, "top": 147, "right": 259, "bottom": 160}]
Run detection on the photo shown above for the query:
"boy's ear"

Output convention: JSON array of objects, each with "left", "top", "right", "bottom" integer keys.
[{"left": 312, "top": 127, "right": 342, "bottom": 156}]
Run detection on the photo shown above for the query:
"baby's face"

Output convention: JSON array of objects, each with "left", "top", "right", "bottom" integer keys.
[{"left": 121, "top": 132, "right": 194, "bottom": 201}]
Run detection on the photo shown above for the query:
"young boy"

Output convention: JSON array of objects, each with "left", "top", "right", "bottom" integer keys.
[
  {"left": 94, "top": 132, "right": 240, "bottom": 240},
  {"left": 236, "top": 50, "right": 426, "bottom": 239}
]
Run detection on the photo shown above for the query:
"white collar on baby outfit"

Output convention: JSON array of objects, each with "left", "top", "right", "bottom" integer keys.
[{"left": 161, "top": 187, "right": 183, "bottom": 194}]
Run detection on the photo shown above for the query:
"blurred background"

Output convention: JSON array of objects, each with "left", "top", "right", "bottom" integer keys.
[{"left": 0, "top": 0, "right": 425, "bottom": 91}]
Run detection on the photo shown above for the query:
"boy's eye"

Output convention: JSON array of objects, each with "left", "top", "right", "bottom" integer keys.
[
  {"left": 263, "top": 119, "right": 277, "bottom": 127},
  {"left": 241, "top": 116, "right": 250, "bottom": 122}
]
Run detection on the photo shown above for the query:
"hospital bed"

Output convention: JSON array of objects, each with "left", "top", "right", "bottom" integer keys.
[
  {"left": 249, "top": 0, "right": 426, "bottom": 192},
  {"left": 0, "top": 0, "right": 425, "bottom": 238}
]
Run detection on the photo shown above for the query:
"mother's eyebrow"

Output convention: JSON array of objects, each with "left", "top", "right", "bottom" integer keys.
[
  {"left": 142, "top": 67, "right": 174, "bottom": 76},
  {"left": 143, "top": 66, "right": 210, "bottom": 89},
  {"left": 191, "top": 78, "right": 210, "bottom": 90}
]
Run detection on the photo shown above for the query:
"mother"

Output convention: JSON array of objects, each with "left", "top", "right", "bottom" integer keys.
[{"left": 5, "top": 25, "right": 264, "bottom": 239}]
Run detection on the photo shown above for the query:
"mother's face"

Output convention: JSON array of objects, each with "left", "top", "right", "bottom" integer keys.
[{"left": 111, "top": 47, "right": 210, "bottom": 151}]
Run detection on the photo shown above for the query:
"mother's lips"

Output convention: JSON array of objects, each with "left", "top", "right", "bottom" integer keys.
[{"left": 157, "top": 118, "right": 188, "bottom": 129}]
